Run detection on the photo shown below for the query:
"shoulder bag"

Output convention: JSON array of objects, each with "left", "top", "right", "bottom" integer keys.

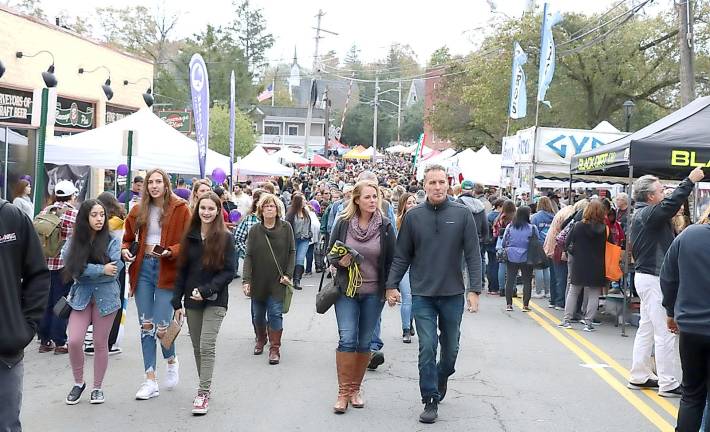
[
  {"left": 53, "top": 295, "right": 72, "bottom": 319},
  {"left": 526, "top": 225, "right": 549, "bottom": 269},
  {"left": 315, "top": 266, "right": 339, "bottom": 314},
  {"left": 605, "top": 226, "right": 623, "bottom": 282},
  {"left": 264, "top": 233, "right": 295, "bottom": 314}
]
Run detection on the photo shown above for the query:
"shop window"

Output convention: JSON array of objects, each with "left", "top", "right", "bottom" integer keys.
[
  {"left": 288, "top": 125, "right": 299, "bottom": 136},
  {"left": 0, "top": 127, "right": 33, "bottom": 201}
]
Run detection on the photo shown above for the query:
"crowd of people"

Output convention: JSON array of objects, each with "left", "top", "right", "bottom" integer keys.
[{"left": 1, "top": 152, "right": 709, "bottom": 429}]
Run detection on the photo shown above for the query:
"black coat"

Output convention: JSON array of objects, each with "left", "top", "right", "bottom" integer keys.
[
  {"left": 172, "top": 229, "right": 235, "bottom": 310},
  {"left": 566, "top": 221, "right": 607, "bottom": 287},
  {"left": 328, "top": 216, "right": 396, "bottom": 296}
]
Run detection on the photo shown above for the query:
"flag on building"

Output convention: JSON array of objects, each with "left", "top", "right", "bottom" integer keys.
[
  {"left": 509, "top": 41, "right": 528, "bottom": 119},
  {"left": 537, "top": 2, "right": 562, "bottom": 108},
  {"left": 257, "top": 83, "right": 274, "bottom": 102}
]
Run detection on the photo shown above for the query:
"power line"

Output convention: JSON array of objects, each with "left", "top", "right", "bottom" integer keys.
[{"left": 559, "top": 0, "right": 631, "bottom": 44}]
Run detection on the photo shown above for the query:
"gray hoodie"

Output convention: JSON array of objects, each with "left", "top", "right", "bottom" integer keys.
[
  {"left": 386, "top": 198, "right": 482, "bottom": 295},
  {"left": 457, "top": 194, "right": 489, "bottom": 244}
]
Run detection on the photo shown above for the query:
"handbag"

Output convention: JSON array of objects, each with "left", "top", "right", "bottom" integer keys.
[
  {"left": 53, "top": 296, "right": 72, "bottom": 319},
  {"left": 128, "top": 228, "right": 140, "bottom": 256},
  {"left": 315, "top": 268, "right": 339, "bottom": 314},
  {"left": 526, "top": 226, "right": 549, "bottom": 269},
  {"left": 605, "top": 227, "right": 623, "bottom": 282},
  {"left": 264, "top": 234, "right": 295, "bottom": 314},
  {"left": 160, "top": 318, "right": 182, "bottom": 350},
  {"left": 495, "top": 248, "right": 508, "bottom": 263}
]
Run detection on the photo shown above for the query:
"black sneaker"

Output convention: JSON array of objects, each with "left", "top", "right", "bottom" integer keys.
[
  {"left": 65, "top": 383, "right": 86, "bottom": 405},
  {"left": 659, "top": 386, "right": 682, "bottom": 398},
  {"left": 402, "top": 331, "right": 412, "bottom": 344},
  {"left": 438, "top": 377, "right": 448, "bottom": 402},
  {"left": 627, "top": 379, "right": 659, "bottom": 390},
  {"left": 90, "top": 389, "right": 105, "bottom": 404},
  {"left": 84, "top": 346, "right": 95, "bottom": 356},
  {"left": 367, "top": 351, "right": 385, "bottom": 370},
  {"left": 419, "top": 398, "right": 439, "bottom": 424}
]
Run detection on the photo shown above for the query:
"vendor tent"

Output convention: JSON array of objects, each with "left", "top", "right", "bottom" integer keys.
[
  {"left": 571, "top": 96, "right": 710, "bottom": 180},
  {"left": 271, "top": 147, "right": 309, "bottom": 165},
  {"left": 342, "top": 146, "right": 367, "bottom": 159},
  {"left": 385, "top": 144, "right": 408, "bottom": 153},
  {"left": 45, "top": 109, "right": 230, "bottom": 174},
  {"left": 301, "top": 154, "right": 336, "bottom": 168},
  {"left": 234, "top": 146, "right": 293, "bottom": 177}
]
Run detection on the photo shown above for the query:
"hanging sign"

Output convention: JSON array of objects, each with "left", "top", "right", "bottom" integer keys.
[{"left": 55, "top": 97, "right": 94, "bottom": 129}]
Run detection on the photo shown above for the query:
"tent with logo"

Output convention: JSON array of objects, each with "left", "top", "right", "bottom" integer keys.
[
  {"left": 571, "top": 96, "right": 710, "bottom": 180},
  {"left": 45, "top": 108, "right": 230, "bottom": 174}
]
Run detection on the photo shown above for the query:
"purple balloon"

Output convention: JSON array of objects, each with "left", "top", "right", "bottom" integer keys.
[
  {"left": 309, "top": 199, "right": 321, "bottom": 214},
  {"left": 212, "top": 168, "right": 226, "bottom": 185},
  {"left": 116, "top": 164, "right": 129, "bottom": 176},
  {"left": 229, "top": 209, "right": 241, "bottom": 223}
]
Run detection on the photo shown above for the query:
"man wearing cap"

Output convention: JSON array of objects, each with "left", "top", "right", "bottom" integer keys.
[
  {"left": 118, "top": 176, "right": 144, "bottom": 205},
  {"left": 37, "top": 180, "right": 79, "bottom": 355}
]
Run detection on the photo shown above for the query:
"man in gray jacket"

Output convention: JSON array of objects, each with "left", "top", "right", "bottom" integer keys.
[{"left": 385, "top": 164, "right": 481, "bottom": 424}]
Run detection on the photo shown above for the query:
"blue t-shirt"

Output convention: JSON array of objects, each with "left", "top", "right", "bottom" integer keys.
[{"left": 531, "top": 211, "right": 554, "bottom": 241}]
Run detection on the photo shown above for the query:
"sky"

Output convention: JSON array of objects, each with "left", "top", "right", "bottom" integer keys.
[{"left": 33, "top": 0, "right": 643, "bottom": 66}]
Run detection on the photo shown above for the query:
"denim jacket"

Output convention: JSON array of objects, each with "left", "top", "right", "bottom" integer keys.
[{"left": 61, "top": 236, "right": 123, "bottom": 317}]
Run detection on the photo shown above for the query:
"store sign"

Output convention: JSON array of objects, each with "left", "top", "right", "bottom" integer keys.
[
  {"left": 55, "top": 97, "right": 94, "bottom": 129},
  {"left": 106, "top": 105, "right": 136, "bottom": 124},
  {"left": 0, "top": 87, "right": 33, "bottom": 125},
  {"left": 575, "top": 151, "right": 619, "bottom": 172},
  {"left": 536, "top": 127, "right": 626, "bottom": 165},
  {"left": 158, "top": 110, "right": 192, "bottom": 133}
]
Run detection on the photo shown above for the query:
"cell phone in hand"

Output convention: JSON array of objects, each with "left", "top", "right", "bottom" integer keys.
[{"left": 152, "top": 245, "right": 166, "bottom": 255}]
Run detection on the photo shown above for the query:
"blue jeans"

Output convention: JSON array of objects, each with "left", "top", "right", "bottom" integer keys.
[
  {"left": 485, "top": 245, "right": 499, "bottom": 292},
  {"left": 335, "top": 294, "right": 384, "bottom": 352},
  {"left": 534, "top": 268, "right": 550, "bottom": 296},
  {"left": 413, "top": 294, "right": 464, "bottom": 402},
  {"left": 134, "top": 257, "right": 176, "bottom": 373},
  {"left": 251, "top": 296, "right": 284, "bottom": 331},
  {"left": 498, "top": 262, "right": 507, "bottom": 294},
  {"left": 305, "top": 243, "right": 315, "bottom": 273},
  {"left": 552, "top": 261, "right": 568, "bottom": 307},
  {"left": 370, "top": 317, "right": 384, "bottom": 351},
  {"left": 0, "top": 360, "right": 22, "bottom": 432},
  {"left": 38, "top": 270, "right": 71, "bottom": 345},
  {"left": 295, "top": 238, "right": 310, "bottom": 268},
  {"left": 400, "top": 270, "right": 413, "bottom": 332}
]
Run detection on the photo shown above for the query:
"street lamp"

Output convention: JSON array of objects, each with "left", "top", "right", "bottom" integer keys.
[
  {"left": 16, "top": 51, "right": 58, "bottom": 87},
  {"left": 123, "top": 78, "right": 154, "bottom": 107},
  {"left": 623, "top": 100, "right": 635, "bottom": 132},
  {"left": 78, "top": 65, "right": 113, "bottom": 100}
]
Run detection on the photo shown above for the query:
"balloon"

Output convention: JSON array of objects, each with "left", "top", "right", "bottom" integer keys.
[
  {"left": 212, "top": 168, "right": 226, "bottom": 185},
  {"left": 309, "top": 199, "right": 321, "bottom": 214},
  {"left": 229, "top": 209, "right": 241, "bottom": 223},
  {"left": 116, "top": 164, "right": 129, "bottom": 176}
]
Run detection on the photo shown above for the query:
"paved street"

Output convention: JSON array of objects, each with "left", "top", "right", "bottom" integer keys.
[{"left": 21, "top": 274, "right": 678, "bottom": 432}]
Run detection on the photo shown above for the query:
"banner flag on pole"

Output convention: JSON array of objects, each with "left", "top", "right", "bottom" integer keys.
[
  {"left": 412, "top": 132, "right": 425, "bottom": 168},
  {"left": 189, "top": 53, "right": 210, "bottom": 178},
  {"left": 509, "top": 41, "right": 528, "bottom": 119},
  {"left": 536, "top": 2, "right": 562, "bottom": 108},
  {"left": 229, "top": 70, "right": 236, "bottom": 187}
]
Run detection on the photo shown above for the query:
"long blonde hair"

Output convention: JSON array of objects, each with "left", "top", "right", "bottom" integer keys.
[
  {"left": 136, "top": 168, "right": 175, "bottom": 229},
  {"left": 340, "top": 180, "right": 382, "bottom": 221}
]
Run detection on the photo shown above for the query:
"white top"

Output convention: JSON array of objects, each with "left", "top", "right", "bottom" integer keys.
[
  {"left": 146, "top": 204, "right": 162, "bottom": 245},
  {"left": 233, "top": 193, "right": 253, "bottom": 217},
  {"left": 13, "top": 196, "right": 34, "bottom": 219}
]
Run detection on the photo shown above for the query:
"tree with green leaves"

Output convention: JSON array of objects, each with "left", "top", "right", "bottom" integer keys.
[
  {"left": 209, "top": 105, "right": 255, "bottom": 158},
  {"left": 230, "top": 0, "right": 275, "bottom": 78}
]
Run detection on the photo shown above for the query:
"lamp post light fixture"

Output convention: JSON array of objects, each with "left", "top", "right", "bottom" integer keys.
[
  {"left": 123, "top": 78, "right": 154, "bottom": 107},
  {"left": 78, "top": 65, "right": 113, "bottom": 100},
  {"left": 15, "top": 50, "right": 57, "bottom": 87},
  {"left": 623, "top": 100, "right": 635, "bottom": 132}
]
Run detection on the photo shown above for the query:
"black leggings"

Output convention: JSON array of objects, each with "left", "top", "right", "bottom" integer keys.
[
  {"left": 677, "top": 331, "right": 710, "bottom": 431},
  {"left": 107, "top": 267, "right": 126, "bottom": 347},
  {"left": 506, "top": 262, "right": 533, "bottom": 307}
]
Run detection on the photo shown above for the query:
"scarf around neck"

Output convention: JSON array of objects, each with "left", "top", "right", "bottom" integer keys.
[{"left": 349, "top": 210, "right": 382, "bottom": 242}]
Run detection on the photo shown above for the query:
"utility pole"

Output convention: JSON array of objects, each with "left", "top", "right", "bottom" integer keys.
[
  {"left": 397, "top": 80, "right": 402, "bottom": 144},
  {"left": 373, "top": 73, "right": 379, "bottom": 155},
  {"left": 677, "top": 0, "right": 695, "bottom": 106},
  {"left": 323, "top": 86, "right": 330, "bottom": 153}
]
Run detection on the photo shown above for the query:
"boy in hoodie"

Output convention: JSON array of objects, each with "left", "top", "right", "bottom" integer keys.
[
  {"left": 0, "top": 199, "right": 50, "bottom": 431},
  {"left": 457, "top": 181, "right": 489, "bottom": 288}
]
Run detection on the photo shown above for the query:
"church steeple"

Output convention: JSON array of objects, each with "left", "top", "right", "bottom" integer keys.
[{"left": 292, "top": 46, "right": 298, "bottom": 66}]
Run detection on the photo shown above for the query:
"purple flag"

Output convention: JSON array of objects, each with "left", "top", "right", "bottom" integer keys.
[
  {"left": 229, "top": 70, "right": 235, "bottom": 187},
  {"left": 189, "top": 54, "right": 210, "bottom": 178}
]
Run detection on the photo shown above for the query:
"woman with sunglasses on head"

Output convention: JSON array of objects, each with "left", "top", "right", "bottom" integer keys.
[
  {"left": 62, "top": 199, "right": 123, "bottom": 405},
  {"left": 172, "top": 192, "right": 234, "bottom": 415},
  {"left": 122, "top": 168, "right": 192, "bottom": 400}
]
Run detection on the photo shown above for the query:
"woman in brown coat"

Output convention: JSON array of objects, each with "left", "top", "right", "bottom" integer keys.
[
  {"left": 121, "top": 168, "right": 192, "bottom": 400},
  {"left": 242, "top": 193, "right": 295, "bottom": 365}
]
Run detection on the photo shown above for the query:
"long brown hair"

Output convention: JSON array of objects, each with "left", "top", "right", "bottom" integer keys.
[
  {"left": 582, "top": 199, "right": 606, "bottom": 225},
  {"left": 286, "top": 192, "right": 306, "bottom": 220},
  {"left": 190, "top": 179, "right": 212, "bottom": 209},
  {"left": 397, "top": 192, "right": 414, "bottom": 231},
  {"left": 13, "top": 179, "right": 30, "bottom": 200},
  {"left": 496, "top": 199, "right": 516, "bottom": 226},
  {"left": 179, "top": 192, "right": 229, "bottom": 271},
  {"left": 136, "top": 169, "right": 175, "bottom": 229}
]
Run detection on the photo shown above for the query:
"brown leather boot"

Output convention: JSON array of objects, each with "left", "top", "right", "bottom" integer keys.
[
  {"left": 253, "top": 325, "right": 267, "bottom": 355},
  {"left": 349, "top": 352, "right": 371, "bottom": 408},
  {"left": 267, "top": 328, "right": 282, "bottom": 365},
  {"left": 334, "top": 351, "right": 355, "bottom": 414}
]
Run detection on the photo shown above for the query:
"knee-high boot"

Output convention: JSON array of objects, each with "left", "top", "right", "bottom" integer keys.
[
  {"left": 334, "top": 351, "right": 356, "bottom": 413},
  {"left": 349, "top": 352, "right": 371, "bottom": 408},
  {"left": 293, "top": 265, "right": 304, "bottom": 290}
]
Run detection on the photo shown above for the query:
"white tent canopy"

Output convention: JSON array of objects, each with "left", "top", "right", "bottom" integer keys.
[
  {"left": 385, "top": 144, "right": 408, "bottom": 154},
  {"left": 361, "top": 146, "right": 384, "bottom": 158},
  {"left": 271, "top": 147, "right": 309, "bottom": 165},
  {"left": 234, "top": 146, "right": 293, "bottom": 177},
  {"left": 45, "top": 109, "right": 231, "bottom": 174},
  {"left": 455, "top": 148, "right": 502, "bottom": 186}
]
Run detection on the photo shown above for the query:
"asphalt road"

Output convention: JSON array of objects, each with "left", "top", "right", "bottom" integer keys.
[{"left": 20, "top": 274, "right": 679, "bottom": 432}]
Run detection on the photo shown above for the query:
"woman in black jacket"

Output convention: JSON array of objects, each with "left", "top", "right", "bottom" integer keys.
[
  {"left": 172, "top": 192, "right": 235, "bottom": 416},
  {"left": 326, "top": 180, "right": 396, "bottom": 414},
  {"left": 559, "top": 199, "right": 607, "bottom": 332}
]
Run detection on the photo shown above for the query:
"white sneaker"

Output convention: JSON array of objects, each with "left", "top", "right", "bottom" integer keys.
[
  {"left": 164, "top": 358, "right": 179, "bottom": 390},
  {"left": 135, "top": 380, "right": 159, "bottom": 400}
]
